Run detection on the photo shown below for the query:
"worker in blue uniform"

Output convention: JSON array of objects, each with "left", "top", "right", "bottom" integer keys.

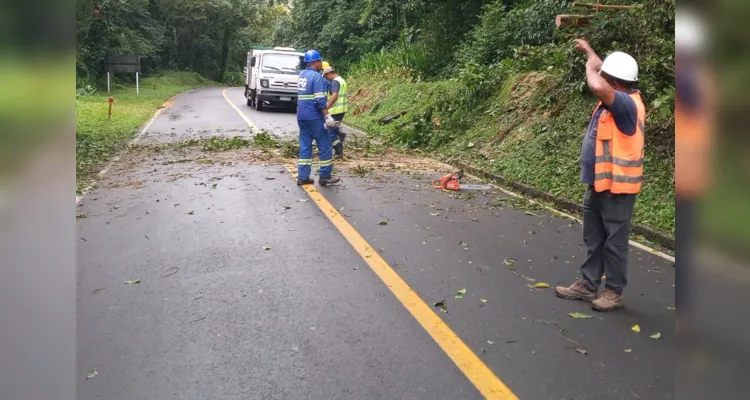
[{"left": 297, "top": 50, "right": 340, "bottom": 186}]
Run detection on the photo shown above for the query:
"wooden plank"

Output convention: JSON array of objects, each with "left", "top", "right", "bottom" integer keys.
[{"left": 555, "top": 14, "right": 593, "bottom": 28}]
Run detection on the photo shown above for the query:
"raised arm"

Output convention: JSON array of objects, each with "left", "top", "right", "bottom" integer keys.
[{"left": 575, "top": 39, "right": 615, "bottom": 106}]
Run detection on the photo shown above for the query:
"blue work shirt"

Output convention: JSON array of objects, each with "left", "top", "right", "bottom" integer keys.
[
  {"left": 676, "top": 69, "right": 701, "bottom": 112},
  {"left": 297, "top": 67, "right": 328, "bottom": 121},
  {"left": 322, "top": 74, "right": 331, "bottom": 96},
  {"left": 580, "top": 90, "right": 640, "bottom": 184}
]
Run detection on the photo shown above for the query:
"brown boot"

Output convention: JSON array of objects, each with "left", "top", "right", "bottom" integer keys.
[
  {"left": 555, "top": 279, "right": 597, "bottom": 302},
  {"left": 592, "top": 288, "right": 624, "bottom": 311}
]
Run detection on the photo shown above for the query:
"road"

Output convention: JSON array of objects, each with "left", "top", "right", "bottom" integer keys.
[{"left": 77, "top": 87, "right": 675, "bottom": 399}]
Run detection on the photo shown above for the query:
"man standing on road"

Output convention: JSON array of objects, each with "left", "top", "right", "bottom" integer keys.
[
  {"left": 323, "top": 66, "right": 348, "bottom": 159},
  {"left": 555, "top": 39, "right": 646, "bottom": 312},
  {"left": 297, "top": 50, "right": 340, "bottom": 186},
  {"left": 674, "top": 9, "right": 714, "bottom": 332}
]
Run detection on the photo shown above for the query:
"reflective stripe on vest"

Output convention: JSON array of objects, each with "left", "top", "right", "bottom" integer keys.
[
  {"left": 329, "top": 76, "right": 348, "bottom": 115},
  {"left": 593, "top": 91, "right": 646, "bottom": 194}
]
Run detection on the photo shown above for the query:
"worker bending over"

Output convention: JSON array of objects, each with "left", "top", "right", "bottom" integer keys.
[
  {"left": 323, "top": 66, "right": 348, "bottom": 158},
  {"left": 321, "top": 61, "right": 331, "bottom": 100},
  {"left": 296, "top": 50, "right": 340, "bottom": 186},
  {"left": 556, "top": 39, "right": 645, "bottom": 312}
]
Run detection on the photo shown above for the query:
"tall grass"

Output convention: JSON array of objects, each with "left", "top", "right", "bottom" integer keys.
[{"left": 349, "top": 38, "right": 432, "bottom": 79}]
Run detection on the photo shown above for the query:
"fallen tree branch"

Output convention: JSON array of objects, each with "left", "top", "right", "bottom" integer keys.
[{"left": 572, "top": 2, "right": 637, "bottom": 9}]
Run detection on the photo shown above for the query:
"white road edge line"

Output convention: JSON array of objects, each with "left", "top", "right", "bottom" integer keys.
[
  {"left": 465, "top": 172, "right": 676, "bottom": 263},
  {"left": 341, "top": 125, "right": 675, "bottom": 264},
  {"left": 76, "top": 95, "right": 175, "bottom": 205}
]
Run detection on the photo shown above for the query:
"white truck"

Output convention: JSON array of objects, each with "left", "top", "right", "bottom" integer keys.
[{"left": 244, "top": 46, "right": 305, "bottom": 111}]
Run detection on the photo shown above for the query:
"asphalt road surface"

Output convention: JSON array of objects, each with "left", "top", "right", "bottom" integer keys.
[{"left": 77, "top": 87, "right": 675, "bottom": 399}]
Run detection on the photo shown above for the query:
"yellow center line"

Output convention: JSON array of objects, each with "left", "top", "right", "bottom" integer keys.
[
  {"left": 222, "top": 91, "right": 518, "bottom": 399},
  {"left": 221, "top": 88, "right": 259, "bottom": 132}
]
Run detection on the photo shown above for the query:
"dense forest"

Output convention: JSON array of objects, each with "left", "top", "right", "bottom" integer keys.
[{"left": 75, "top": 0, "right": 291, "bottom": 86}]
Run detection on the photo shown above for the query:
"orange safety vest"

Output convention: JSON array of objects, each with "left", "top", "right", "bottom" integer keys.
[
  {"left": 592, "top": 91, "right": 646, "bottom": 194},
  {"left": 675, "top": 99, "right": 710, "bottom": 197}
]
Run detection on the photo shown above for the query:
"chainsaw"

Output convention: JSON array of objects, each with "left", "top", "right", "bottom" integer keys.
[{"left": 432, "top": 170, "right": 492, "bottom": 191}]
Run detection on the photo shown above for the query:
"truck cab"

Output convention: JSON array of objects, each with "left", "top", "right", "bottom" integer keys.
[{"left": 244, "top": 47, "right": 304, "bottom": 111}]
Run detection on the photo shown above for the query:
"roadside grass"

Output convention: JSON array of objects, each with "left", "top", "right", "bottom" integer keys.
[
  {"left": 76, "top": 71, "right": 214, "bottom": 192},
  {"left": 346, "top": 71, "right": 675, "bottom": 234}
]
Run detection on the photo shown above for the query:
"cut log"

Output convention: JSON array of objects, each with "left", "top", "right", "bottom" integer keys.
[{"left": 555, "top": 14, "right": 594, "bottom": 28}]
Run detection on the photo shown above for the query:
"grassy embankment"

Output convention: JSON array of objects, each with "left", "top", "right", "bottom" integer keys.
[
  {"left": 345, "top": 71, "right": 675, "bottom": 234},
  {"left": 76, "top": 71, "right": 214, "bottom": 192}
]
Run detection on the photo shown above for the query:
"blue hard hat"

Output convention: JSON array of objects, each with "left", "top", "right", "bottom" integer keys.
[{"left": 303, "top": 50, "right": 322, "bottom": 63}]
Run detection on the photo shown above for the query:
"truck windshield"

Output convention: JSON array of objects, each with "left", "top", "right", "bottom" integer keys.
[{"left": 261, "top": 54, "right": 301, "bottom": 75}]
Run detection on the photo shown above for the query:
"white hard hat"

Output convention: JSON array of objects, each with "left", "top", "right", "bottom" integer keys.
[
  {"left": 600, "top": 51, "right": 639, "bottom": 82},
  {"left": 676, "top": 9, "right": 706, "bottom": 54}
]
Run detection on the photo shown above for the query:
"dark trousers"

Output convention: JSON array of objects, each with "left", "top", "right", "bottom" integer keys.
[
  {"left": 580, "top": 186, "right": 636, "bottom": 294},
  {"left": 675, "top": 197, "right": 694, "bottom": 310},
  {"left": 327, "top": 113, "right": 346, "bottom": 153}
]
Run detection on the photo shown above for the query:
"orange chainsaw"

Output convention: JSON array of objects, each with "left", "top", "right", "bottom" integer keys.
[{"left": 432, "top": 170, "right": 492, "bottom": 191}]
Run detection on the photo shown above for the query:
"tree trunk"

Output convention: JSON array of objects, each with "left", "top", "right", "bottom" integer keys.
[{"left": 218, "top": 23, "right": 231, "bottom": 83}]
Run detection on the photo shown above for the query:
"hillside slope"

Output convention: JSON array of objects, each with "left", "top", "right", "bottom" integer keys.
[{"left": 345, "top": 69, "right": 674, "bottom": 234}]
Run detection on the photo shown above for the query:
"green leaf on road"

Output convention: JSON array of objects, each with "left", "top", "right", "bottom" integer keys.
[
  {"left": 455, "top": 288, "right": 467, "bottom": 299},
  {"left": 86, "top": 369, "right": 98, "bottom": 379},
  {"left": 524, "top": 211, "right": 538, "bottom": 216},
  {"left": 533, "top": 282, "right": 550, "bottom": 289},
  {"left": 433, "top": 300, "right": 446, "bottom": 308},
  {"left": 650, "top": 332, "right": 662, "bottom": 339},
  {"left": 631, "top": 324, "right": 641, "bottom": 333},
  {"left": 487, "top": 340, "right": 495, "bottom": 345},
  {"left": 666, "top": 306, "right": 675, "bottom": 310},
  {"left": 430, "top": 212, "right": 441, "bottom": 216},
  {"left": 481, "top": 298, "right": 488, "bottom": 303},
  {"left": 378, "top": 221, "right": 388, "bottom": 225},
  {"left": 263, "top": 246, "right": 271, "bottom": 250},
  {"left": 124, "top": 278, "right": 141, "bottom": 285},
  {"left": 624, "top": 349, "right": 632, "bottom": 353},
  {"left": 567, "top": 312, "right": 593, "bottom": 319},
  {"left": 503, "top": 258, "right": 516, "bottom": 266}
]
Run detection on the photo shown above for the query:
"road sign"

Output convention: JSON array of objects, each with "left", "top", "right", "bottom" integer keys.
[{"left": 104, "top": 54, "right": 142, "bottom": 94}]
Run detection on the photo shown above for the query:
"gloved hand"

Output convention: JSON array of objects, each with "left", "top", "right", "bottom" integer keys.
[{"left": 324, "top": 114, "right": 337, "bottom": 129}]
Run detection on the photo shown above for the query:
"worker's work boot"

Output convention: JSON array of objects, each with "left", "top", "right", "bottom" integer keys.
[
  {"left": 592, "top": 288, "right": 624, "bottom": 311},
  {"left": 555, "top": 279, "right": 597, "bottom": 302},
  {"left": 319, "top": 176, "right": 340, "bottom": 186},
  {"left": 297, "top": 178, "right": 314, "bottom": 186}
]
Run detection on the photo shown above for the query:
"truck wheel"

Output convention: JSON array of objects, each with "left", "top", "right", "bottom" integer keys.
[
  {"left": 246, "top": 97, "right": 252, "bottom": 107},
  {"left": 255, "top": 99, "right": 263, "bottom": 111}
]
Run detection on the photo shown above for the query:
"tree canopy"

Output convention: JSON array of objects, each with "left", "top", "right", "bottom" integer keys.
[{"left": 76, "top": 0, "right": 290, "bottom": 84}]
